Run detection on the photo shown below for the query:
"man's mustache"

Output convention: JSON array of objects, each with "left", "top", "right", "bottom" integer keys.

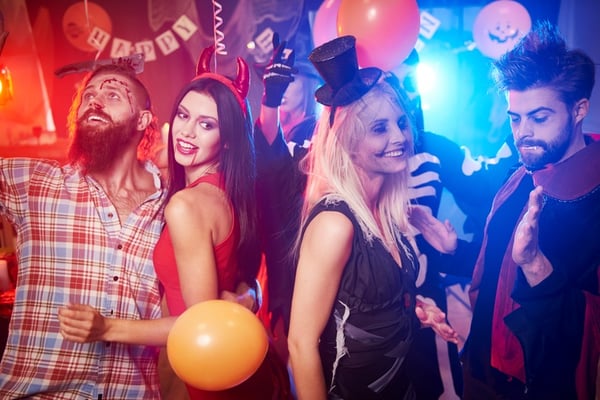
[
  {"left": 516, "top": 137, "right": 547, "bottom": 149},
  {"left": 78, "top": 109, "right": 113, "bottom": 125}
]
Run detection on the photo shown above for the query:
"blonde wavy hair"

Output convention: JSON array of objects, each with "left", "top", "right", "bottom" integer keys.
[{"left": 298, "top": 74, "right": 416, "bottom": 255}]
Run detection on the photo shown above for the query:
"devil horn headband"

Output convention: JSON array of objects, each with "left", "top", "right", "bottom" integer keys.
[{"left": 195, "top": 45, "right": 249, "bottom": 114}]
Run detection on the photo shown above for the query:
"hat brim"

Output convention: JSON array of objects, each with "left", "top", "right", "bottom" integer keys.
[{"left": 315, "top": 67, "right": 382, "bottom": 106}]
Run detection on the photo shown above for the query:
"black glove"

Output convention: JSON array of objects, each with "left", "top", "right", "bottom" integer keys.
[{"left": 262, "top": 32, "right": 297, "bottom": 107}]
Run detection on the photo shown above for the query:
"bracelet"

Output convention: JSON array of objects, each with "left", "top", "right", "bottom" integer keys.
[{"left": 251, "top": 278, "right": 263, "bottom": 314}]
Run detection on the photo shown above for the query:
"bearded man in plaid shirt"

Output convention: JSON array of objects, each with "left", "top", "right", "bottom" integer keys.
[{"left": 0, "top": 63, "right": 167, "bottom": 399}]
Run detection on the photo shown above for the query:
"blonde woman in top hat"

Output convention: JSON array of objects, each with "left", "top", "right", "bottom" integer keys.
[{"left": 287, "top": 36, "right": 459, "bottom": 400}]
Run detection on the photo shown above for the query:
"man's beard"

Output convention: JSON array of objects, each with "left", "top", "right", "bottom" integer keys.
[
  {"left": 517, "top": 116, "right": 573, "bottom": 171},
  {"left": 69, "top": 110, "right": 139, "bottom": 173}
]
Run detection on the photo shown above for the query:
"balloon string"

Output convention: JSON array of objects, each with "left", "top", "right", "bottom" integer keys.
[
  {"left": 83, "top": 0, "right": 102, "bottom": 61},
  {"left": 83, "top": 0, "right": 90, "bottom": 28},
  {"left": 212, "top": 0, "right": 227, "bottom": 72}
]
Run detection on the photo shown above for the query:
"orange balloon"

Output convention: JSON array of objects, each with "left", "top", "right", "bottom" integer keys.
[
  {"left": 166, "top": 300, "right": 269, "bottom": 391},
  {"left": 337, "top": 0, "right": 420, "bottom": 71}
]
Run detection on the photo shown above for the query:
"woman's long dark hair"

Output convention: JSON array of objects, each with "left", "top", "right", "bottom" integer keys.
[{"left": 166, "top": 77, "right": 260, "bottom": 284}]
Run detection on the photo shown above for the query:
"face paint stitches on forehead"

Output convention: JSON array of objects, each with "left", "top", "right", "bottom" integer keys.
[{"left": 98, "top": 77, "right": 135, "bottom": 114}]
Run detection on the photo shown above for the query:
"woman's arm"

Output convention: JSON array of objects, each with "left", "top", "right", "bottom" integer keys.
[
  {"left": 58, "top": 304, "right": 175, "bottom": 346},
  {"left": 288, "top": 211, "right": 353, "bottom": 400}
]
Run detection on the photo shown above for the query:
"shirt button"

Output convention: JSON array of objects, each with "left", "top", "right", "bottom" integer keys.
[
  {"left": 107, "top": 212, "right": 114, "bottom": 218},
  {"left": 117, "top": 244, "right": 123, "bottom": 250},
  {"left": 113, "top": 276, "right": 119, "bottom": 281}
]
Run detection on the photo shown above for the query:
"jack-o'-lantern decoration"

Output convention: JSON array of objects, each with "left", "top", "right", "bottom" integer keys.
[
  {"left": 62, "top": 1, "right": 112, "bottom": 53},
  {"left": 473, "top": 0, "right": 531, "bottom": 59}
]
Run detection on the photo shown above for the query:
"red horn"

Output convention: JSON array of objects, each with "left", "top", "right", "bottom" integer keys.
[
  {"left": 233, "top": 56, "right": 250, "bottom": 101},
  {"left": 196, "top": 45, "right": 215, "bottom": 76}
]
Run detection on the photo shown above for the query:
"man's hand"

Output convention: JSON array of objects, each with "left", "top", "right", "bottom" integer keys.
[
  {"left": 409, "top": 205, "right": 457, "bottom": 254},
  {"left": 261, "top": 32, "right": 297, "bottom": 107},
  {"left": 415, "top": 296, "right": 458, "bottom": 344},
  {"left": 512, "top": 185, "right": 552, "bottom": 286}
]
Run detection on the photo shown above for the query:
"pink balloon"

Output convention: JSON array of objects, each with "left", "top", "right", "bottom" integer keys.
[
  {"left": 337, "top": 0, "right": 420, "bottom": 71},
  {"left": 312, "top": 0, "right": 342, "bottom": 48},
  {"left": 473, "top": 0, "right": 531, "bottom": 59}
]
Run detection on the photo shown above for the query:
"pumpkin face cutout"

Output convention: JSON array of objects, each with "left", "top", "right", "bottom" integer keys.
[{"left": 473, "top": 0, "right": 531, "bottom": 59}]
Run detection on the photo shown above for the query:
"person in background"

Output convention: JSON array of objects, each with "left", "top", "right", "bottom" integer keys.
[
  {"left": 397, "top": 49, "right": 519, "bottom": 247},
  {"left": 58, "top": 46, "right": 292, "bottom": 400},
  {"left": 287, "top": 35, "right": 459, "bottom": 400},
  {"left": 393, "top": 49, "right": 520, "bottom": 399},
  {"left": 462, "top": 21, "right": 600, "bottom": 399},
  {"left": 277, "top": 62, "right": 320, "bottom": 151},
  {"left": 254, "top": 32, "right": 321, "bottom": 362},
  {"left": 0, "top": 62, "right": 166, "bottom": 399}
]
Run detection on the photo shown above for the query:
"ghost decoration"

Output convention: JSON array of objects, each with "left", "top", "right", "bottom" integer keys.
[{"left": 473, "top": 0, "right": 531, "bottom": 59}]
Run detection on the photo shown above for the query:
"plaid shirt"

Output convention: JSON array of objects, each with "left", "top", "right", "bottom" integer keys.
[{"left": 0, "top": 158, "right": 167, "bottom": 399}]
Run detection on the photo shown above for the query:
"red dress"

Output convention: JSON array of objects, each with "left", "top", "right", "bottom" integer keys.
[{"left": 153, "top": 173, "right": 291, "bottom": 400}]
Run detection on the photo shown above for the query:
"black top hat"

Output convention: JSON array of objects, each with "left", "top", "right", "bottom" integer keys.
[{"left": 309, "top": 35, "right": 382, "bottom": 108}]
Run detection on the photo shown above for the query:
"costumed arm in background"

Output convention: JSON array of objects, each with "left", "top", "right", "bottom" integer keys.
[
  {"left": 253, "top": 33, "right": 307, "bottom": 329},
  {"left": 254, "top": 32, "right": 300, "bottom": 187},
  {"left": 257, "top": 32, "right": 296, "bottom": 145}
]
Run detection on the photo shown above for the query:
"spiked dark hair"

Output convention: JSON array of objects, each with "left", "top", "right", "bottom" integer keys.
[{"left": 492, "top": 20, "right": 595, "bottom": 109}]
